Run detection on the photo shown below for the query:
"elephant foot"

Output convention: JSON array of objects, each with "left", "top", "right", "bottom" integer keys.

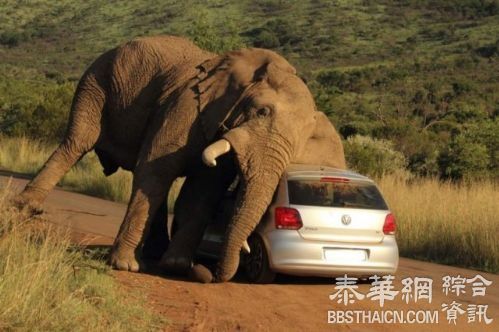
[
  {"left": 188, "top": 264, "right": 213, "bottom": 283},
  {"left": 109, "top": 247, "right": 142, "bottom": 272},
  {"left": 13, "top": 192, "right": 44, "bottom": 216},
  {"left": 159, "top": 253, "right": 193, "bottom": 275}
]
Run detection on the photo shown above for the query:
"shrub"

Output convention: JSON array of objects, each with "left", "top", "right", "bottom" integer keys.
[
  {"left": 344, "top": 135, "right": 407, "bottom": 178},
  {"left": 438, "top": 120, "right": 498, "bottom": 179},
  {"left": 245, "top": 18, "right": 301, "bottom": 49},
  {"left": 452, "top": 81, "right": 473, "bottom": 96},
  {"left": 263, "top": 18, "right": 301, "bottom": 46},
  {"left": 253, "top": 30, "right": 280, "bottom": 48},
  {"left": 475, "top": 39, "right": 499, "bottom": 57},
  {"left": 254, "top": 0, "right": 295, "bottom": 13},
  {"left": 0, "top": 83, "right": 74, "bottom": 141},
  {"left": 186, "top": 12, "right": 244, "bottom": 53},
  {"left": 438, "top": 135, "right": 490, "bottom": 180},
  {"left": 0, "top": 30, "right": 29, "bottom": 47},
  {"left": 450, "top": 103, "right": 488, "bottom": 123},
  {"left": 316, "top": 68, "right": 372, "bottom": 93}
]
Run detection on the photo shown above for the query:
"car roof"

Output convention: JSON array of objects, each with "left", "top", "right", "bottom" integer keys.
[{"left": 284, "top": 164, "right": 373, "bottom": 182}]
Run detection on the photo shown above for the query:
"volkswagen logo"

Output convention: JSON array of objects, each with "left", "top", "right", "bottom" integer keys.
[{"left": 341, "top": 215, "right": 352, "bottom": 225}]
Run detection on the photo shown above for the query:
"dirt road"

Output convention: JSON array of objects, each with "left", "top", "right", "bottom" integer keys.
[{"left": 2, "top": 175, "right": 497, "bottom": 331}]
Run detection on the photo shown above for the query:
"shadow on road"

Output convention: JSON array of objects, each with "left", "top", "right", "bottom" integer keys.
[
  {"left": 0, "top": 169, "right": 34, "bottom": 180},
  {"left": 76, "top": 244, "right": 342, "bottom": 285}
]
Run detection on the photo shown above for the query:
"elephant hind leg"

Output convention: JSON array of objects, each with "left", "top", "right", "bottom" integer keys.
[
  {"left": 20, "top": 138, "right": 96, "bottom": 204},
  {"left": 19, "top": 76, "right": 105, "bottom": 205}
]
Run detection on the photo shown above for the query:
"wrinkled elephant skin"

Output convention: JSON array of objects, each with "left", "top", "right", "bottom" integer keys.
[{"left": 17, "top": 35, "right": 346, "bottom": 282}]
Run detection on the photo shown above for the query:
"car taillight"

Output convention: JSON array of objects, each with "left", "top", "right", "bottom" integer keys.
[
  {"left": 275, "top": 207, "right": 303, "bottom": 230},
  {"left": 383, "top": 213, "right": 396, "bottom": 235}
]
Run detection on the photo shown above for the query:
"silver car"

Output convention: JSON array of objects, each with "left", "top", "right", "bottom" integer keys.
[{"left": 197, "top": 164, "right": 399, "bottom": 283}]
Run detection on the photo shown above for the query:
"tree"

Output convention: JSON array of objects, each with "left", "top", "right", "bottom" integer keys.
[
  {"left": 438, "top": 135, "right": 490, "bottom": 180},
  {"left": 0, "top": 83, "right": 73, "bottom": 141},
  {"left": 343, "top": 135, "right": 407, "bottom": 178}
]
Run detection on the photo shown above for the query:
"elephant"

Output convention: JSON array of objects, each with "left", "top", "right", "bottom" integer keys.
[{"left": 16, "top": 35, "right": 346, "bottom": 282}]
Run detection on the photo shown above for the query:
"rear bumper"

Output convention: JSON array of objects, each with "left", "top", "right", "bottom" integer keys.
[{"left": 261, "top": 230, "right": 399, "bottom": 278}]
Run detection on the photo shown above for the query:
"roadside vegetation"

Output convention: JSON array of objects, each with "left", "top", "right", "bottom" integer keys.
[
  {"left": 0, "top": 181, "right": 164, "bottom": 331},
  {"left": 0, "top": 136, "right": 132, "bottom": 203},
  {"left": 0, "top": 136, "right": 497, "bottom": 273},
  {"left": 1, "top": 0, "right": 497, "bottom": 181},
  {"left": 379, "top": 173, "right": 498, "bottom": 273},
  {"left": 0, "top": 136, "right": 183, "bottom": 209},
  {"left": 0, "top": 0, "right": 497, "bottom": 272}
]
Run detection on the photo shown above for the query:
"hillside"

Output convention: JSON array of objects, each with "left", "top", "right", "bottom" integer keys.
[{"left": 0, "top": 0, "right": 498, "bottom": 179}]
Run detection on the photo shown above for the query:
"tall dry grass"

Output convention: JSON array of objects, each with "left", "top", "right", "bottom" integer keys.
[
  {"left": 0, "top": 180, "right": 164, "bottom": 330},
  {"left": 378, "top": 174, "right": 499, "bottom": 273},
  {"left": 0, "top": 136, "right": 183, "bottom": 208},
  {"left": 0, "top": 136, "right": 133, "bottom": 202},
  {"left": 1, "top": 136, "right": 497, "bottom": 272}
]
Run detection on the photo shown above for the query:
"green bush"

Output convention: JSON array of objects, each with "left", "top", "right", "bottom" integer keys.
[
  {"left": 0, "top": 83, "right": 73, "bottom": 141},
  {"left": 438, "top": 120, "right": 499, "bottom": 179},
  {"left": 438, "top": 135, "right": 490, "bottom": 180},
  {"left": 253, "top": 29, "right": 280, "bottom": 48},
  {"left": 0, "top": 30, "right": 29, "bottom": 47},
  {"left": 254, "top": 0, "right": 295, "bottom": 13},
  {"left": 344, "top": 135, "right": 407, "bottom": 178},
  {"left": 408, "top": 0, "right": 499, "bottom": 19},
  {"left": 475, "top": 40, "right": 499, "bottom": 57},
  {"left": 316, "top": 68, "right": 372, "bottom": 93},
  {"left": 245, "top": 18, "right": 301, "bottom": 49},
  {"left": 186, "top": 12, "right": 244, "bottom": 53}
]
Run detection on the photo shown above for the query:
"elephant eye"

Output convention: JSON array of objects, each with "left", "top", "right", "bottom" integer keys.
[{"left": 256, "top": 107, "right": 271, "bottom": 118}]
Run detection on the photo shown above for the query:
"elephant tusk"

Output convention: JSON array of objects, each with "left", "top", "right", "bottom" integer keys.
[
  {"left": 202, "top": 139, "right": 231, "bottom": 167},
  {"left": 242, "top": 240, "right": 250, "bottom": 254}
]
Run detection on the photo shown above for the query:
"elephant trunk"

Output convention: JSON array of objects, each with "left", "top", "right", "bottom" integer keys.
[{"left": 214, "top": 142, "right": 291, "bottom": 282}]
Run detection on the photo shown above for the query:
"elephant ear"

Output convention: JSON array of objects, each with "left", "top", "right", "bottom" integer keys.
[
  {"left": 194, "top": 55, "right": 235, "bottom": 140},
  {"left": 195, "top": 49, "right": 296, "bottom": 141},
  {"left": 293, "top": 112, "right": 347, "bottom": 169}
]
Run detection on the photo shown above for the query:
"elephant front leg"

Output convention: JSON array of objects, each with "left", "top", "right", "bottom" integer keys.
[
  {"left": 159, "top": 177, "right": 218, "bottom": 274},
  {"left": 160, "top": 156, "right": 237, "bottom": 275},
  {"left": 110, "top": 174, "right": 172, "bottom": 272},
  {"left": 160, "top": 215, "right": 203, "bottom": 274}
]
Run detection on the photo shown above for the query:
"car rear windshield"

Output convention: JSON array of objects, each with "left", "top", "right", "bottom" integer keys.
[{"left": 287, "top": 179, "right": 388, "bottom": 210}]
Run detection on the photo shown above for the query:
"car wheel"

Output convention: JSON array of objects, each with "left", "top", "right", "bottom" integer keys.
[{"left": 244, "top": 234, "right": 276, "bottom": 284}]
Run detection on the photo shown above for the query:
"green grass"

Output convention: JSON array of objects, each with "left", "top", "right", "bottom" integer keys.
[
  {"left": 0, "top": 181, "right": 165, "bottom": 331},
  {"left": 0, "top": 1, "right": 497, "bottom": 79}
]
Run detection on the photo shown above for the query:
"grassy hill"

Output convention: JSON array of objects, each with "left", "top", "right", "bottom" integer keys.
[{"left": 0, "top": 0, "right": 498, "bottom": 179}]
